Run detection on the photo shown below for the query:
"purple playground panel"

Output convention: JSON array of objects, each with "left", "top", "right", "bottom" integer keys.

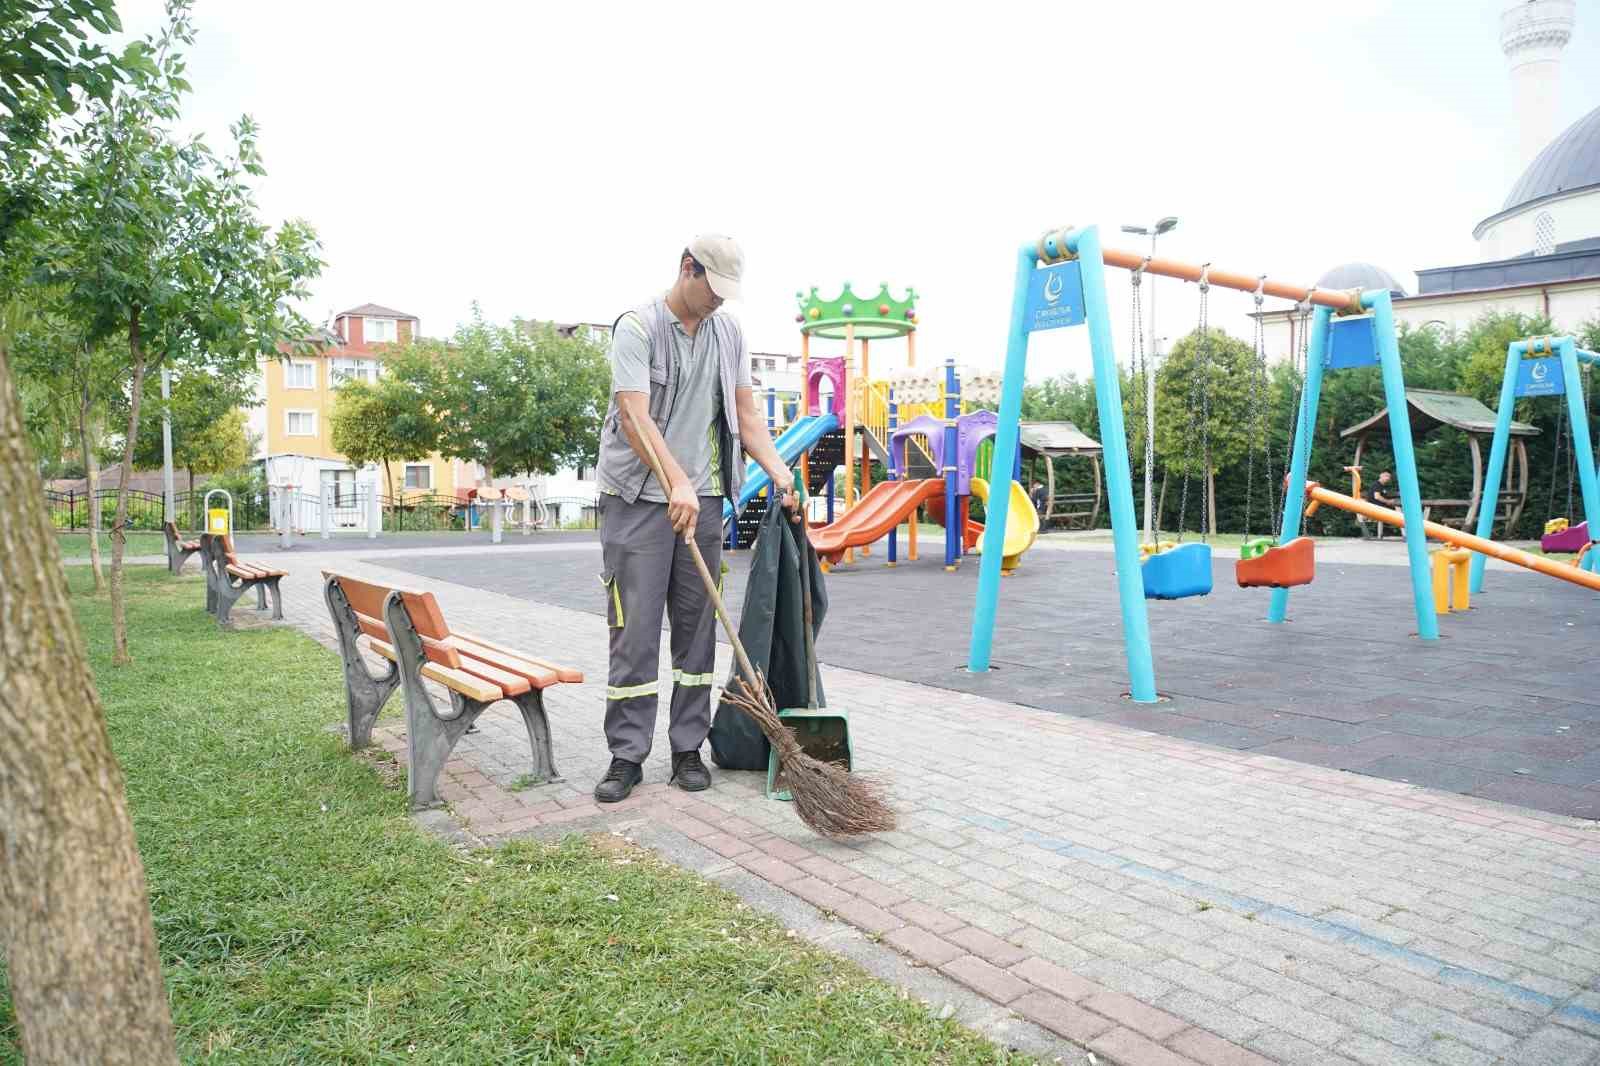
[
  {"left": 1542, "top": 520, "right": 1591, "bottom": 554},
  {"left": 806, "top": 357, "right": 845, "bottom": 417},
  {"left": 887, "top": 410, "right": 999, "bottom": 494}
]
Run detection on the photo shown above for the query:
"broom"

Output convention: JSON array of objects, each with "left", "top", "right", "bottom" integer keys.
[{"left": 633, "top": 431, "right": 895, "bottom": 839}]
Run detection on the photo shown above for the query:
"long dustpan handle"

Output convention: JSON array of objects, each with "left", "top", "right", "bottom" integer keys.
[{"left": 797, "top": 506, "right": 819, "bottom": 711}]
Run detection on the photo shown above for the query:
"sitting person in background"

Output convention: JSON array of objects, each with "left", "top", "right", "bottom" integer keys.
[
  {"left": 1029, "top": 481, "right": 1047, "bottom": 515},
  {"left": 1367, "top": 470, "right": 1396, "bottom": 540}
]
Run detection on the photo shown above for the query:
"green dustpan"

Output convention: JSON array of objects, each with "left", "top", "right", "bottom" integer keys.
[{"left": 767, "top": 485, "right": 851, "bottom": 802}]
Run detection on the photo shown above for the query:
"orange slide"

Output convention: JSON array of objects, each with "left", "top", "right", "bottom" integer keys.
[
  {"left": 1306, "top": 482, "right": 1600, "bottom": 592},
  {"left": 810, "top": 479, "right": 946, "bottom": 565}
]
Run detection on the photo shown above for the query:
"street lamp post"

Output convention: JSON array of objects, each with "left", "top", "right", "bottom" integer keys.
[{"left": 1120, "top": 216, "right": 1178, "bottom": 542}]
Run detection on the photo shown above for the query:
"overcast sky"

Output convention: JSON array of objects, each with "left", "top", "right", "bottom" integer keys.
[{"left": 113, "top": 0, "right": 1600, "bottom": 382}]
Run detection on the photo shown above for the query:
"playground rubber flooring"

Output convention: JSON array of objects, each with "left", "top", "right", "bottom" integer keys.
[{"left": 374, "top": 542, "right": 1600, "bottom": 820}]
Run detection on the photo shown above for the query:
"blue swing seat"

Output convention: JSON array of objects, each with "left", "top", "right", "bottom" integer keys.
[{"left": 1142, "top": 542, "right": 1213, "bottom": 600}]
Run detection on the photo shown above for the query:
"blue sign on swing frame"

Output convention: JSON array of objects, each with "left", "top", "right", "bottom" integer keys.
[
  {"left": 1326, "top": 314, "right": 1380, "bottom": 369},
  {"left": 1023, "top": 261, "right": 1086, "bottom": 333},
  {"left": 1514, "top": 356, "right": 1565, "bottom": 398}
]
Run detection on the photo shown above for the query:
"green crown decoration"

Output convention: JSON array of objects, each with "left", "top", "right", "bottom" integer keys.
[{"left": 795, "top": 282, "right": 917, "bottom": 339}]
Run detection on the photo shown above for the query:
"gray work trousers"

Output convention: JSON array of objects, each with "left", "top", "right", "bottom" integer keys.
[{"left": 598, "top": 493, "right": 723, "bottom": 764}]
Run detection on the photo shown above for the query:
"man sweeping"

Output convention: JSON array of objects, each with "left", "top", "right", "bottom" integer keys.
[{"left": 593, "top": 235, "right": 799, "bottom": 802}]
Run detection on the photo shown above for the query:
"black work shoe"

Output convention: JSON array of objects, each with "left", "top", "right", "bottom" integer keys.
[
  {"left": 594, "top": 757, "right": 642, "bottom": 803},
  {"left": 670, "top": 749, "right": 711, "bottom": 792}
]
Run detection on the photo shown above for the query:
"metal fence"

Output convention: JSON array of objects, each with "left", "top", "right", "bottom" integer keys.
[
  {"left": 44, "top": 487, "right": 599, "bottom": 535},
  {"left": 45, "top": 488, "right": 273, "bottom": 532}
]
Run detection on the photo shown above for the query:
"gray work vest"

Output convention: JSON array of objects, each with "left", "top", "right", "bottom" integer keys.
[{"left": 596, "top": 296, "right": 746, "bottom": 504}]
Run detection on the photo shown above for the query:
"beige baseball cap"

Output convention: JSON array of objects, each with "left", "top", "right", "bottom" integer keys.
[{"left": 690, "top": 233, "right": 743, "bottom": 301}]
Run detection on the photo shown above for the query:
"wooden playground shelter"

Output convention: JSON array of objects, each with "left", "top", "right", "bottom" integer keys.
[
  {"left": 1340, "top": 388, "right": 1539, "bottom": 536},
  {"left": 1018, "top": 421, "right": 1103, "bottom": 530}
]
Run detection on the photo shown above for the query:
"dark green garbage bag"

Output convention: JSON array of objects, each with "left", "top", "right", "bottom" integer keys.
[{"left": 709, "top": 501, "right": 827, "bottom": 771}]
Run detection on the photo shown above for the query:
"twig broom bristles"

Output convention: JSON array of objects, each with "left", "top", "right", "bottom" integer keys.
[{"left": 633, "top": 431, "right": 894, "bottom": 838}]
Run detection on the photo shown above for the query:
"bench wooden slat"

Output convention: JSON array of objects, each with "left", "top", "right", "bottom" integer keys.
[
  {"left": 227, "top": 563, "right": 284, "bottom": 580},
  {"left": 450, "top": 656, "right": 532, "bottom": 698},
  {"left": 450, "top": 630, "right": 583, "bottom": 684},
  {"left": 368, "top": 639, "right": 504, "bottom": 703},
  {"left": 448, "top": 638, "right": 560, "bottom": 690}
]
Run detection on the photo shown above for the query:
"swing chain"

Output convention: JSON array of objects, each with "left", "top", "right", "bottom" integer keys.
[{"left": 1177, "top": 269, "right": 1214, "bottom": 542}]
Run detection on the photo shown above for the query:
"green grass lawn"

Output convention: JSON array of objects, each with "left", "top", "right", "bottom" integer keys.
[
  {"left": 55, "top": 530, "right": 168, "bottom": 559},
  {"left": 0, "top": 567, "right": 1030, "bottom": 1065}
]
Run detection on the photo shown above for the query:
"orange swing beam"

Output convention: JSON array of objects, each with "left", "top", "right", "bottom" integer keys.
[
  {"left": 1097, "top": 248, "right": 1365, "bottom": 312},
  {"left": 1306, "top": 482, "right": 1600, "bottom": 593}
]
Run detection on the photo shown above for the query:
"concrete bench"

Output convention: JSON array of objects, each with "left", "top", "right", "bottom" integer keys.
[
  {"left": 200, "top": 532, "right": 286, "bottom": 626},
  {"left": 163, "top": 520, "right": 201, "bottom": 575},
  {"left": 322, "top": 571, "right": 582, "bottom": 809}
]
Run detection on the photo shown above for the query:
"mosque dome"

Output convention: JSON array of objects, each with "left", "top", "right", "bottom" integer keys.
[
  {"left": 1315, "top": 262, "right": 1409, "bottom": 297},
  {"left": 1499, "top": 103, "right": 1600, "bottom": 213}
]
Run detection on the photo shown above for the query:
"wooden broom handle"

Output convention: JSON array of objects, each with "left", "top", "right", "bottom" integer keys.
[{"left": 632, "top": 430, "right": 765, "bottom": 692}]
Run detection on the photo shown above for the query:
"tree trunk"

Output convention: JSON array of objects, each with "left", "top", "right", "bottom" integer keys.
[
  {"left": 110, "top": 312, "right": 146, "bottom": 666},
  {"left": 0, "top": 336, "right": 179, "bottom": 1065},
  {"left": 78, "top": 379, "right": 103, "bottom": 593}
]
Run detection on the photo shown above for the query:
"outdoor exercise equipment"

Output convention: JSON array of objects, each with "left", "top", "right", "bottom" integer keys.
[
  {"left": 1235, "top": 279, "right": 1315, "bottom": 589},
  {"left": 1473, "top": 336, "right": 1600, "bottom": 591},
  {"left": 969, "top": 225, "right": 1432, "bottom": 704}
]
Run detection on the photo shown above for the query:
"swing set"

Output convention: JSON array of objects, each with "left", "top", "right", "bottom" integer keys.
[
  {"left": 1128, "top": 260, "right": 1317, "bottom": 599},
  {"left": 969, "top": 225, "right": 1443, "bottom": 704}
]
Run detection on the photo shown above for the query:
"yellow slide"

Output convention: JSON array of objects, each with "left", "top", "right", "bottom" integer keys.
[{"left": 970, "top": 477, "right": 1040, "bottom": 573}]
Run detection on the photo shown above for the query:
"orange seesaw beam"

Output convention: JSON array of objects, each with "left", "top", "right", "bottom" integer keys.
[
  {"left": 1096, "top": 248, "right": 1364, "bottom": 312},
  {"left": 1305, "top": 483, "right": 1600, "bottom": 593}
]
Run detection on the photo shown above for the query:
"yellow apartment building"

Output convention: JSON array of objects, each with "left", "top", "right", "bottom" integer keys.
[{"left": 251, "top": 303, "right": 468, "bottom": 519}]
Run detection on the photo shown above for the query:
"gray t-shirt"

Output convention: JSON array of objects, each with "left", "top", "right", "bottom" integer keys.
[{"left": 609, "top": 303, "right": 751, "bottom": 502}]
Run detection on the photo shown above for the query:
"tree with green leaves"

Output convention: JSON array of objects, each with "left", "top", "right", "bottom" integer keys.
[
  {"left": 1154, "top": 326, "right": 1254, "bottom": 536},
  {"left": 10, "top": 302, "right": 122, "bottom": 589},
  {"left": 429, "top": 313, "right": 609, "bottom": 481},
  {"left": 0, "top": 3, "right": 180, "bottom": 1062},
  {"left": 32, "top": 2, "right": 322, "bottom": 664},
  {"left": 329, "top": 374, "right": 438, "bottom": 503},
  {"left": 121, "top": 368, "right": 253, "bottom": 495}
]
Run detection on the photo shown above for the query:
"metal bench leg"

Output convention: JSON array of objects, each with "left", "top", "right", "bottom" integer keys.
[
  {"left": 255, "top": 582, "right": 268, "bottom": 611},
  {"left": 404, "top": 690, "right": 491, "bottom": 809},
  {"left": 215, "top": 577, "right": 249, "bottom": 627},
  {"left": 385, "top": 591, "right": 491, "bottom": 809},
  {"left": 511, "top": 689, "right": 562, "bottom": 784},
  {"left": 176, "top": 546, "right": 199, "bottom": 575},
  {"left": 324, "top": 579, "right": 399, "bottom": 750},
  {"left": 203, "top": 551, "right": 219, "bottom": 615},
  {"left": 266, "top": 577, "right": 284, "bottom": 620}
]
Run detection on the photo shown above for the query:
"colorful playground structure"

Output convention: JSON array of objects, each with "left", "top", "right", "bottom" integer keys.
[
  {"left": 723, "top": 282, "right": 1051, "bottom": 575},
  {"left": 967, "top": 224, "right": 1598, "bottom": 705}
]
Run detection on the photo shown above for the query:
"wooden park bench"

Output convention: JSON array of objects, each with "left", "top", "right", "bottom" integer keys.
[
  {"left": 163, "top": 520, "right": 202, "bottom": 575},
  {"left": 199, "top": 532, "right": 286, "bottom": 627},
  {"left": 322, "top": 571, "right": 582, "bottom": 808}
]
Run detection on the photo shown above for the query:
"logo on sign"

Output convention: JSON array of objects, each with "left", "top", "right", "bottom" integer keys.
[
  {"left": 1043, "top": 272, "right": 1064, "bottom": 305},
  {"left": 1515, "top": 355, "right": 1565, "bottom": 397},
  {"left": 1023, "top": 261, "right": 1086, "bottom": 333}
]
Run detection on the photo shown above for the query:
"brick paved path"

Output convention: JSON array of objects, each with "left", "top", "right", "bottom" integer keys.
[{"left": 193, "top": 545, "right": 1600, "bottom": 1066}]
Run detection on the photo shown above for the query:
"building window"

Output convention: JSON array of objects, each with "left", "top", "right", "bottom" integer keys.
[
  {"left": 285, "top": 410, "right": 317, "bottom": 436},
  {"left": 404, "top": 463, "right": 432, "bottom": 490},
  {"left": 330, "top": 357, "right": 380, "bottom": 387},
  {"left": 366, "top": 317, "right": 398, "bottom": 344},
  {"left": 1534, "top": 212, "right": 1556, "bottom": 256},
  {"left": 285, "top": 360, "right": 316, "bottom": 389}
]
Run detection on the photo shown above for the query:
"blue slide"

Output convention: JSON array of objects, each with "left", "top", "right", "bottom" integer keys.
[{"left": 724, "top": 412, "right": 840, "bottom": 520}]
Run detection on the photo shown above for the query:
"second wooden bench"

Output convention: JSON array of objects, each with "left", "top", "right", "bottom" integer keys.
[{"left": 323, "top": 571, "right": 582, "bottom": 808}]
